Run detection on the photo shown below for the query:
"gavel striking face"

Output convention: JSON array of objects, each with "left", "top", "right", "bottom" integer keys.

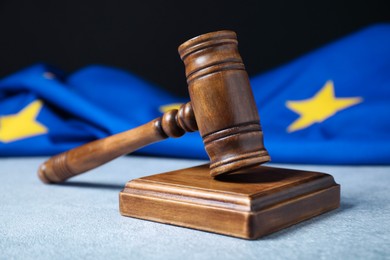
[{"left": 38, "top": 30, "right": 270, "bottom": 183}]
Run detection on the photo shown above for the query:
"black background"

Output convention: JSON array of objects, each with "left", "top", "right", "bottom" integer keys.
[{"left": 0, "top": 0, "right": 388, "bottom": 97}]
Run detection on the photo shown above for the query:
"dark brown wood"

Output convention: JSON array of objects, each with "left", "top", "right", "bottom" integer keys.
[
  {"left": 120, "top": 164, "right": 340, "bottom": 239},
  {"left": 38, "top": 30, "right": 340, "bottom": 239},
  {"left": 38, "top": 30, "right": 271, "bottom": 183},
  {"left": 38, "top": 102, "right": 197, "bottom": 183},
  {"left": 179, "top": 30, "right": 270, "bottom": 177}
]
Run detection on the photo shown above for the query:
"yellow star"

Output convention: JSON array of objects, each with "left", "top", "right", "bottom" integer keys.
[
  {"left": 0, "top": 100, "right": 48, "bottom": 143},
  {"left": 286, "top": 80, "right": 362, "bottom": 133},
  {"left": 159, "top": 103, "right": 183, "bottom": 113}
]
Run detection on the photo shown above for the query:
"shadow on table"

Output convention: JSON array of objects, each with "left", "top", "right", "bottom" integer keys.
[
  {"left": 57, "top": 181, "right": 124, "bottom": 190},
  {"left": 261, "top": 198, "right": 355, "bottom": 240}
]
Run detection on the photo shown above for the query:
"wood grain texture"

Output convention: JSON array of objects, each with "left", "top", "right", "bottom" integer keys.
[
  {"left": 179, "top": 31, "right": 270, "bottom": 177},
  {"left": 38, "top": 30, "right": 271, "bottom": 183},
  {"left": 120, "top": 164, "right": 340, "bottom": 239},
  {"left": 38, "top": 102, "right": 197, "bottom": 183}
]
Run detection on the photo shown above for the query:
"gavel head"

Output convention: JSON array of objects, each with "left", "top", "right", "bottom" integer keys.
[{"left": 179, "top": 30, "right": 270, "bottom": 177}]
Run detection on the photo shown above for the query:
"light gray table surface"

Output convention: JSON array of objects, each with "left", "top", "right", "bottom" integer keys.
[{"left": 0, "top": 156, "right": 389, "bottom": 260}]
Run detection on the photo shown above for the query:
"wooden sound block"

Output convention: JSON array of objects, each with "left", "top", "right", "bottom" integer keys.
[{"left": 119, "top": 164, "right": 340, "bottom": 239}]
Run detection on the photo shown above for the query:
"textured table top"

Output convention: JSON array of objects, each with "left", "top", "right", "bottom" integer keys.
[{"left": 1, "top": 156, "right": 389, "bottom": 259}]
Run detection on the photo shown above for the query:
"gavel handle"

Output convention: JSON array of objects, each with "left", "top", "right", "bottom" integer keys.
[{"left": 38, "top": 102, "right": 197, "bottom": 184}]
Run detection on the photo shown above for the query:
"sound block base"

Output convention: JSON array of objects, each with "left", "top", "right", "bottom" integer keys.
[{"left": 119, "top": 164, "right": 340, "bottom": 239}]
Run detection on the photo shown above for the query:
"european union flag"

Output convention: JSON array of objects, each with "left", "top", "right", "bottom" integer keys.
[
  {"left": 0, "top": 64, "right": 204, "bottom": 157},
  {"left": 253, "top": 24, "right": 390, "bottom": 164},
  {"left": 0, "top": 24, "right": 389, "bottom": 164}
]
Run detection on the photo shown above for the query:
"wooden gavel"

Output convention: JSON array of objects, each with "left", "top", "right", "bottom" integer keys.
[{"left": 38, "top": 30, "right": 270, "bottom": 184}]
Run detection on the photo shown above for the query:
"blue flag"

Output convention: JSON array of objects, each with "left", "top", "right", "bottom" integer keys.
[
  {"left": 253, "top": 24, "right": 390, "bottom": 164},
  {"left": 0, "top": 24, "right": 389, "bottom": 164}
]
